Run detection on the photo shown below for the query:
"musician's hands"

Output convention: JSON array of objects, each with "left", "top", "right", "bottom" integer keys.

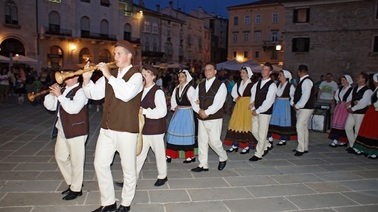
[
  {"left": 49, "top": 83, "right": 62, "bottom": 97},
  {"left": 98, "top": 62, "right": 111, "bottom": 79},
  {"left": 82, "top": 61, "right": 94, "bottom": 85}
]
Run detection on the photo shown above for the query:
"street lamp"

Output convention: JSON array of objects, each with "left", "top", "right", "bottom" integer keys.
[{"left": 276, "top": 44, "right": 282, "bottom": 51}]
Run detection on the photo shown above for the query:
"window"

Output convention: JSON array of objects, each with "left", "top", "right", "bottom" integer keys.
[
  {"left": 100, "top": 19, "right": 109, "bottom": 38},
  {"left": 81, "top": 0, "right": 90, "bottom": 3},
  {"left": 80, "top": 16, "right": 90, "bottom": 37},
  {"left": 233, "top": 32, "right": 238, "bottom": 43},
  {"left": 244, "top": 51, "right": 248, "bottom": 58},
  {"left": 376, "top": 2, "right": 378, "bottom": 19},
  {"left": 254, "top": 31, "right": 261, "bottom": 42},
  {"left": 233, "top": 16, "right": 239, "bottom": 26},
  {"left": 144, "top": 21, "right": 150, "bottom": 32},
  {"left": 271, "top": 31, "right": 279, "bottom": 41},
  {"left": 5, "top": 1, "right": 18, "bottom": 25},
  {"left": 233, "top": 51, "right": 237, "bottom": 58},
  {"left": 272, "top": 13, "right": 278, "bottom": 24},
  {"left": 292, "top": 37, "right": 310, "bottom": 52},
  {"left": 373, "top": 36, "right": 378, "bottom": 52},
  {"left": 48, "top": 11, "right": 60, "bottom": 34},
  {"left": 244, "top": 16, "right": 250, "bottom": 25},
  {"left": 293, "top": 8, "right": 310, "bottom": 23},
  {"left": 124, "top": 23, "right": 131, "bottom": 41},
  {"left": 255, "top": 15, "right": 261, "bottom": 24},
  {"left": 152, "top": 23, "right": 158, "bottom": 34},
  {"left": 48, "top": 0, "right": 61, "bottom": 3},
  {"left": 243, "top": 32, "right": 249, "bottom": 42},
  {"left": 254, "top": 51, "right": 260, "bottom": 58},
  {"left": 100, "top": 0, "right": 110, "bottom": 7},
  {"left": 145, "top": 40, "right": 150, "bottom": 51}
]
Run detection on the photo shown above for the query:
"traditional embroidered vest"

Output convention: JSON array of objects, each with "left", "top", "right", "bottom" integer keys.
[
  {"left": 254, "top": 79, "right": 274, "bottom": 114},
  {"left": 175, "top": 84, "right": 192, "bottom": 106},
  {"left": 59, "top": 85, "right": 89, "bottom": 139},
  {"left": 101, "top": 67, "right": 142, "bottom": 133},
  {"left": 294, "top": 77, "right": 315, "bottom": 109},
  {"left": 141, "top": 85, "right": 167, "bottom": 135},
  {"left": 197, "top": 79, "right": 224, "bottom": 120}
]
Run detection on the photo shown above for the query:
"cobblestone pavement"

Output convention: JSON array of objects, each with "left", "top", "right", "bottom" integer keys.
[{"left": 0, "top": 99, "right": 377, "bottom": 212}]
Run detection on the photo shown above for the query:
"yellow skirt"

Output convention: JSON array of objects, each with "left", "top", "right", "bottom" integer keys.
[{"left": 228, "top": 97, "right": 252, "bottom": 132}]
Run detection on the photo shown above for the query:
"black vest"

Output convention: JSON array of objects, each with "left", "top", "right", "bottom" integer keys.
[
  {"left": 351, "top": 86, "right": 370, "bottom": 114},
  {"left": 338, "top": 87, "right": 353, "bottom": 102},
  {"left": 175, "top": 84, "right": 192, "bottom": 106},
  {"left": 141, "top": 85, "right": 167, "bottom": 135},
  {"left": 255, "top": 79, "right": 274, "bottom": 114},
  {"left": 197, "top": 79, "right": 224, "bottom": 120},
  {"left": 294, "top": 77, "right": 315, "bottom": 109},
  {"left": 372, "top": 89, "right": 378, "bottom": 105}
]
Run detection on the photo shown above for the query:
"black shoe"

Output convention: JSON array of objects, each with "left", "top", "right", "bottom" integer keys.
[
  {"left": 154, "top": 177, "right": 168, "bottom": 186},
  {"left": 92, "top": 202, "right": 117, "bottom": 212},
  {"left": 218, "top": 160, "right": 227, "bottom": 171},
  {"left": 115, "top": 182, "right": 124, "bottom": 188},
  {"left": 61, "top": 187, "right": 71, "bottom": 195},
  {"left": 240, "top": 148, "right": 250, "bottom": 154},
  {"left": 62, "top": 190, "right": 82, "bottom": 200},
  {"left": 294, "top": 151, "right": 304, "bottom": 156},
  {"left": 191, "top": 166, "right": 209, "bottom": 172},
  {"left": 292, "top": 149, "right": 309, "bottom": 153},
  {"left": 183, "top": 157, "right": 195, "bottom": 163},
  {"left": 249, "top": 156, "right": 261, "bottom": 161},
  {"left": 226, "top": 147, "right": 238, "bottom": 153},
  {"left": 115, "top": 205, "right": 130, "bottom": 212},
  {"left": 262, "top": 150, "right": 269, "bottom": 157},
  {"left": 346, "top": 147, "right": 355, "bottom": 154},
  {"left": 166, "top": 157, "right": 172, "bottom": 163}
]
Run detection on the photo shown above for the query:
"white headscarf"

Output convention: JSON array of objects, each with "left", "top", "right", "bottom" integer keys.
[
  {"left": 178, "top": 69, "right": 193, "bottom": 88},
  {"left": 373, "top": 73, "right": 378, "bottom": 83},
  {"left": 282, "top": 70, "right": 292, "bottom": 81},
  {"left": 242, "top": 66, "right": 253, "bottom": 79},
  {"left": 344, "top": 74, "right": 353, "bottom": 85}
]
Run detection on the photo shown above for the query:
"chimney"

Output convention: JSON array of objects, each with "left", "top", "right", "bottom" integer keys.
[
  {"left": 156, "top": 4, "right": 160, "bottom": 12},
  {"left": 169, "top": 1, "right": 173, "bottom": 9},
  {"left": 139, "top": 0, "right": 144, "bottom": 7}
]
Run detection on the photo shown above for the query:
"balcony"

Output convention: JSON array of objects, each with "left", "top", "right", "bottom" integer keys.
[
  {"left": 44, "top": 26, "right": 72, "bottom": 37},
  {"left": 81, "top": 30, "right": 116, "bottom": 41},
  {"left": 262, "top": 40, "right": 281, "bottom": 51}
]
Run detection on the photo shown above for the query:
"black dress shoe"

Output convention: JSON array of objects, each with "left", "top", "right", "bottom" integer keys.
[
  {"left": 115, "top": 182, "right": 124, "bottom": 188},
  {"left": 294, "top": 151, "right": 304, "bottom": 156},
  {"left": 62, "top": 190, "right": 82, "bottom": 200},
  {"left": 61, "top": 187, "right": 71, "bottom": 195},
  {"left": 262, "top": 150, "right": 269, "bottom": 157},
  {"left": 166, "top": 157, "right": 172, "bottom": 163},
  {"left": 218, "top": 160, "right": 227, "bottom": 170},
  {"left": 183, "top": 157, "right": 195, "bottom": 163},
  {"left": 292, "top": 149, "right": 308, "bottom": 153},
  {"left": 154, "top": 177, "right": 168, "bottom": 186},
  {"left": 92, "top": 202, "right": 117, "bottom": 212},
  {"left": 249, "top": 156, "right": 262, "bottom": 161},
  {"left": 346, "top": 147, "right": 355, "bottom": 154},
  {"left": 191, "top": 166, "right": 209, "bottom": 172},
  {"left": 115, "top": 205, "right": 130, "bottom": 212}
]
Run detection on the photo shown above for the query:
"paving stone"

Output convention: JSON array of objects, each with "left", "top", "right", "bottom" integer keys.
[
  {"left": 188, "top": 187, "right": 252, "bottom": 201},
  {"left": 339, "top": 179, "right": 378, "bottom": 191},
  {"left": 165, "top": 201, "right": 229, "bottom": 212},
  {"left": 246, "top": 184, "right": 316, "bottom": 197},
  {"left": 287, "top": 193, "right": 358, "bottom": 209},
  {"left": 0, "top": 180, "right": 61, "bottom": 192},
  {"left": 305, "top": 182, "right": 351, "bottom": 193},
  {"left": 334, "top": 205, "right": 378, "bottom": 212},
  {"left": 150, "top": 189, "right": 191, "bottom": 203},
  {"left": 271, "top": 173, "right": 323, "bottom": 184},
  {"left": 224, "top": 197, "right": 298, "bottom": 211},
  {"left": 341, "top": 190, "right": 378, "bottom": 204},
  {"left": 223, "top": 175, "right": 278, "bottom": 187}
]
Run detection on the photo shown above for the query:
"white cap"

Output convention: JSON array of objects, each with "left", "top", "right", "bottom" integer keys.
[
  {"left": 373, "top": 73, "right": 378, "bottom": 83},
  {"left": 282, "top": 70, "right": 292, "bottom": 81},
  {"left": 241, "top": 66, "right": 253, "bottom": 79},
  {"left": 344, "top": 75, "right": 353, "bottom": 85}
]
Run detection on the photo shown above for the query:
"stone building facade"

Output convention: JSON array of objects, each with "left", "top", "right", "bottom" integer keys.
[{"left": 281, "top": 0, "right": 378, "bottom": 79}]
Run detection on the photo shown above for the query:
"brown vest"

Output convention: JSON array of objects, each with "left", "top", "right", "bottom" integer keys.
[
  {"left": 141, "top": 85, "right": 167, "bottom": 135},
  {"left": 197, "top": 78, "right": 224, "bottom": 120},
  {"left": 59, "top": 85, "right": 89, "bottom": 139},
  {"left": 255, "top": 79, "right": 274, "bottom": 114},
  {"left": 101, "top": 67, "right": 142, "bottom": 133}
]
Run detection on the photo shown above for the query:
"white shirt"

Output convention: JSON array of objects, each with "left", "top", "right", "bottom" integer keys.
[
  {"left": 291, "top": 75, "right": 313, "bottom": 109},
  {"left": 319, "top": 80, "right": 338, "bottom": 100},
  {"left": 250, "top": 78, "right": 277, "bottom": 114},
  {"left": 334, "top": 85, "right": 351, "bottom": 103},
  {"left": 192, "top": 77, "right": 227, "bottom": 116},
  {"left": 141, "top": 84, "right": 167, "bottom": 119},
  {"left": 82, "top": 65, "right": 143, "bottom": 102},
  {"left": 346, "top": 85, "right": 373, "bottom": 112},
  {"left": 276, "top": 81, "right": 288, "bottom": 98},
  {"left": 170, "top": 84, "right": 195, "bottom": 110},
  {"left": 44, "top": 83, "right": 88, "bottom": 115},
  {"left": 231, "top": 79, "right": 252, "bottom": 100}
]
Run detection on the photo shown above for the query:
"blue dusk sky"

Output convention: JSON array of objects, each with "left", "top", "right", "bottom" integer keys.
[{"left": 134, "top": 0, "right": 258, "bottom": 18}]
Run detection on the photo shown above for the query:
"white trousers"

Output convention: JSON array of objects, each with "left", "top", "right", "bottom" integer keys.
[
  {"left": 251, "top": 114, "right": 272, "bottom": 158},
  {"left": 94, "top": 128, "right": 137, "bottom": 207},
  {"left": 55, "top": 120, "right": 87, "bottom": 192},
  {"left": 295, "top": 109, "right": 314, "bottom": 152},
  {"left": 345, "top": 113, "right": 364, "bottom": 147},
  {"left": 197, "top": 119, "right": 228, "bottom": 169},
  {"left": 136, "top": 134, "right": 167, "bottom": 179}
]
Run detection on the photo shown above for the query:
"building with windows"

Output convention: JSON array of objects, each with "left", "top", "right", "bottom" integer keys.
[
  {"left": 281, "top": 0, "right": 378, "bottom": 78},
  {"left": 227, "top": 0, "right": 285, "bottom": 65}
]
